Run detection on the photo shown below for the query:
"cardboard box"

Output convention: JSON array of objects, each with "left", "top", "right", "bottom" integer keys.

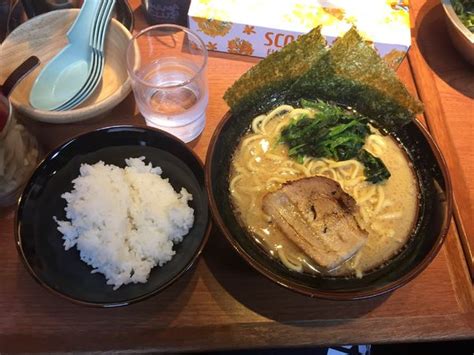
[{"left": 188, "top": 0, "right": 411, "bottom": 68}]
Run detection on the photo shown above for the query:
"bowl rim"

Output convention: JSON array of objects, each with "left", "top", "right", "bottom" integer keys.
[
  {"left": 1, "top": 9, "right": 133, "bottom": 124},
  {"left": 14, "top": 124, "right": 212, "bottom": 307},
  {"left": 441, "top": 0, "right": 474, "bottom": 43},
  {"left": 205, "top": 110, "right": 453, "bottom": 300}
]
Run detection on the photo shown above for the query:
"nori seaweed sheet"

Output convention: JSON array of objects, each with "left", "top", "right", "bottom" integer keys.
[
  {"left": 223, "top": 27, "right": 327, "bottom": 117},
  {"left": 289, "top": 27, "right": 423, "bottom": 129},
  {"left": 223, "top": 26, "right": 423, "bottom": 130}
]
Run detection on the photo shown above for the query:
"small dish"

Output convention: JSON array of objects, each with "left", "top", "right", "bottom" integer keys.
[
  {"left": 16, "top": 125, "right": 210, "bottom": 307},
  {"left": 0, "top": 9, "right": 132, "bottom": 123},
  {"left": 206, "top": 110, "right": 452, "bottom": 300},
  {"left": 441, "top": 0, "right": 474, "bottom": 65}
]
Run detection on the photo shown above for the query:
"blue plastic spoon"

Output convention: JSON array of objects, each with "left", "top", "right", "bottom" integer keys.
[
  {"left": 57, "top": 0, "right": 116, "bottom": 111},
  {"left": 29, "top": 0, "right": 101, "bottom": 111}
]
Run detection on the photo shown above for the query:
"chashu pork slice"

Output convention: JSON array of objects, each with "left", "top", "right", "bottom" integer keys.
[{"left": 262, "top": 176, "right": 368, "bottom": 270}]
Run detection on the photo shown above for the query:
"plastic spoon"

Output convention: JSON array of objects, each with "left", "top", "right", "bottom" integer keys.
[
  {"left": 55, "top": 0, "right": 109, "bottom": 111},
  {"left": 29, "top": 0, "right": 101, "bottom": 110},
  {"left": 57, "top": 0, "right": 116, "bottom": 111}
]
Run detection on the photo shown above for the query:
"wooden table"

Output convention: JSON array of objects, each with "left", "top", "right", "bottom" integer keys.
[{"left": 1, "top": 0, "right": 473, "bottom": 352}]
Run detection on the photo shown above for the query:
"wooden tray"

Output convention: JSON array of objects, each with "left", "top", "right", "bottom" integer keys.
[
  {"left": 0, "top": 0, "right": 472, "bottom": 352},
  {"left": 408, "top": 0, "right": 474, "bottom": 279}
]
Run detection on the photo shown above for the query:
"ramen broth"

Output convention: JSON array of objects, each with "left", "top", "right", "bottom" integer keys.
[{"left": 229, "top": 105, "right": 419, "bottom": 277}]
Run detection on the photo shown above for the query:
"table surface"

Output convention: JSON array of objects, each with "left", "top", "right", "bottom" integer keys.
[{"left": 1, "top": 0, "right": 473, "bottom": 352}]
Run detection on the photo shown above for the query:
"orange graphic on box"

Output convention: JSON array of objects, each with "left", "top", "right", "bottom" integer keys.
[
  {"left": 228, "top": 38, "right": 254, "bottom": 55},
  {"left": 321, "top": 7, "right": 345, "bottom": 21},
  {"left": 193, "top": 17, "right": 232, "bottom": 37},
  {"left": 207, "top": 42, "right": 218, "bottom": 51},
  {"left": 243, "top": 25, "right": 256, "bottom": 35},
  {"left": 383, "top": 49, "right": 406, "bottom": 69},
  {"left": 388, "top": 0, "right": 409, "bottom": 10}
]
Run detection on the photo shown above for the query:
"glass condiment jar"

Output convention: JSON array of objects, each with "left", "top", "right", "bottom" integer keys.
[
  {"left": 0, "top": 100, "right": 40, "bottom": 207},
  {"left": 0, "top": 56, "right": 40, "bottom": 207},
  {"left": 141, "top": 0, "right": 191, "bottom": 26}
]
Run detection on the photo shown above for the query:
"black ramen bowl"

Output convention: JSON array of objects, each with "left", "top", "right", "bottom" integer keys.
[
  {"left": 206, "top": 111, "right": 452, "bottom": 300},
  {"left": 16, "top": 125, "right": 210, "bottom": 307}
]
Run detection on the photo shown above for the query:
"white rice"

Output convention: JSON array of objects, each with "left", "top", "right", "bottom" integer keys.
[{"left": 54, "top": 157, "right": 194, "bottom": 290}]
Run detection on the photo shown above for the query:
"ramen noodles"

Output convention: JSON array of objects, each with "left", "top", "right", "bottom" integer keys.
[{"left": 229, "top": 104, "right": 419, "bottom": 277}]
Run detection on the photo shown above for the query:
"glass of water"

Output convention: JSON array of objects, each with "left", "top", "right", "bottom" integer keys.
[{"left": 127, "top": 24, "right": 208, "bottom": 142}]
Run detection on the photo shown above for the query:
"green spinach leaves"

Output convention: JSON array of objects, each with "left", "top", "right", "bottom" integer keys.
[{"left": 279, "top": 99, "right": 391, "bottom": 184}]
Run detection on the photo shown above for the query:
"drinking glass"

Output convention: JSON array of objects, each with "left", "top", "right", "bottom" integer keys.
[{"left": 127, "top": 24, "right": 208, "bottom": 142}]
